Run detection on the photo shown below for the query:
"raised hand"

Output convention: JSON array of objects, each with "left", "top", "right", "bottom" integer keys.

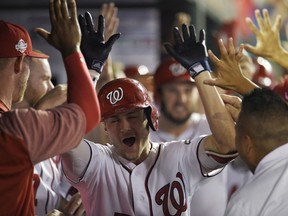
[
  {"left": 78, "top": 12, "right": 120, "bottom": 73},
  {"left": 164, "top": 24, "right": 211, "bottom": 79},
  {"left": 35, "top": 0, "right": 81, "bottom": 58},
  {"left": 244, "top": 9, "right": 285, "bottom": 63},
  {"left": 220, "top": 94, "right": 242, "bottom": 122},
  {"left": 204, "top": 37, "right": 259, "bottom": 95},
  {"left": 100, "top": 3, "right": 119, "bottom": 40}
]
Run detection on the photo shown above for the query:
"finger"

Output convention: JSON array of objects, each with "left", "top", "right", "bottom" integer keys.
[
  {"left": 199, "top": 29, "right": 205, "bottom": 43},
  {"left": 74, "top": 205, "right": 86, "bottom": 216},
  {"left": 66, "top": 194, "right": 83, "bottom": 215},
  {"left": 255, "top": 9, "right": 265, "bottom": 31},
  {"left": 218, "top": 39, "right": 228, "bottom": 57},
  {"left": 49, "top": 0, "right": 56, "bottom": 26},
  {"left": 236, "top": 44, "right": 244, "bottom": 61},
  {"left": 53, "top": 0, "right": 62, "bottom": 20},
  {"left": 97, "top": 15, "right": 105, "bottom": 36},
  {"left": 225, "top": 104, "right": 240, "bottom": 122},
  {"left": 262, "top": 8, "right": 272, "bottom": 28},
  {"left": 35, "top": 28, "right": 50, "bottom": 42},
  {"left": 228, "top": 37, "right": 235, "bottom": 55},
  {"left": 102, "top": 3, "right": 116, "bottom": 25},
  {"left": 245, "top": 17, "right": 260, "bottom": 37},
  {"left": 78, "top": 14, "right": 88, "bottom": 35},
  {"left": 85, "top": 11, "right": 95, "bottom": 33},
  {"left": 208, "top": 49, "right": 220, "bottom": 64},
  {"left": 203, "top": 78, "right": 225, "bottom": 88},
  {"left": 189, "top": 25, "right": 196, "bottom": 42},
  {"left": 220, "top": 94, "right": 242, "bottom": 108},
  {"left": 106, "top": 33, "right": 121, "bottom": 49},
  {"left": 172, "top": 27, "right": 183, "bottom": 45},
  {"left": 243, "top": 43, "right": 258, "bottom": 55},
  {"left": 182, "top": 24, "right": 190, "bottom": 41},
  {"left": 70, "top": 0, "right": 77, "bottom": 24},
  {"left": 60, "top": 0, "right": 69, "bottom": 20},
  {"left": 100, "top": 3, "right": 109, "bottom": 17},
  {"left": 273, "top": 14, "right": 282, "bottom": 32}
]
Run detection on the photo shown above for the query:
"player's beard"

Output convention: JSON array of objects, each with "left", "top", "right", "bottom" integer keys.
[{"left": 160, "top": 101, "right": 191, "bottom": 125}]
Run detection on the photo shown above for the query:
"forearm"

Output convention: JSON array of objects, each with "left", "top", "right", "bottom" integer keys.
[
  {"left": 61, "top": 139, "right": 91, "bottom": 183},
  {"left": 195, "top": 72, "right": 236, "bottom": 153},
  {"left": 64, "top": 52, "right": 100, "bottom": 133}
]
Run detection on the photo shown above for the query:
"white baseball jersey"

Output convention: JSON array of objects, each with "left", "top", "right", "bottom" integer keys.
[
  {"left": 33, "top": 157, "right": 75, "bottom": 215},
  {"left": 63, "top": 136, "right": 227, "bottom": 216},
  {"left": 150, "top": 113, "right": 228, "bottom": 216},
  {"left": 225, "top": 143, "right": 288, "bottom": 216}
]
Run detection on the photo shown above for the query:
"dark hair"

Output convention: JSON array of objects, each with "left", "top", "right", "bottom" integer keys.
[
  {"left": 238, "top": 88, "right": 288, "bottom": 144},
  {"left": 241, "top": 88, "right": 288, "bottom": 116}
]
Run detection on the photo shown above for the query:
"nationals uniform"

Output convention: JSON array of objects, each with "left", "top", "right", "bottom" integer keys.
[
  {"left": 0, "top": 52, "right": 99, "bottom": 215},
  {"left": 63, "top": 136, "right": 231, "bottom": 216},
  {"left": 150, "top": 113, "right": 228, "bottom": 216},
  {"left": 225, "top": 143, "right": 288, "bottom": 216},
  {"left": 34, "top": 156, "right": 77, "bottom": 215}
]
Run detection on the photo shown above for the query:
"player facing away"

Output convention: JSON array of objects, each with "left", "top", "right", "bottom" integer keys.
[{"left": 60, "top": 23, "right": 238, "bottom": 215}]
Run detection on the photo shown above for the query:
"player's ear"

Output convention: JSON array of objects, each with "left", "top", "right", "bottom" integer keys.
[{"left": 14, "top": 56, "right": 24, "bottom": 74}]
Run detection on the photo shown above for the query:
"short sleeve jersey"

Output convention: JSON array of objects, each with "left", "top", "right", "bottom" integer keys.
[{"left": 67, "top": 136, "right": 224, "bottom": 216}]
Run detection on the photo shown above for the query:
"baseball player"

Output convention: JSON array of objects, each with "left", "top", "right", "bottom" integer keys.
[
  {"left": 225, "top": 88, "right": 288, "bottom": 215},
  {"left": 0, "top": 0, "right": 120, "bottom": 214},
  {"left": 60, "top": 22, "right": 237, "bottom": 215},
  {"left": 149, "top": 57, "right": 228, "bottom": 216}
]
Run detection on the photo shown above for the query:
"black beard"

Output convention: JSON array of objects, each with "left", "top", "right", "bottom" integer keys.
[{"left": 161, "top": 102, "right": 191, "bottom": 125}]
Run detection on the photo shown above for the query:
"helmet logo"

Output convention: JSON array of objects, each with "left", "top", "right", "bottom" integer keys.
[
  {"left": 169, "top": 63, "right": 186, "bottom": 77},
  {"left": 107, "top": 87, "right": 123, "bottom": 104}
]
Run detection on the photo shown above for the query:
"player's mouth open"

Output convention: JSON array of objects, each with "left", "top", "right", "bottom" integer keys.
[{"left": 123, "top": 137, "right": 136, "bottom": 147}]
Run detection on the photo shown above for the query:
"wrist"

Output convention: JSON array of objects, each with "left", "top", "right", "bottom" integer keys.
[
  {"left": 86, "top": 58, "right": 104, "bottom": 73},
  {"left": 188, "top": 59, "right": 211, "bottom": 79},
  {"left": 89, "top": 69, "right": 100, "bottom": 88}
]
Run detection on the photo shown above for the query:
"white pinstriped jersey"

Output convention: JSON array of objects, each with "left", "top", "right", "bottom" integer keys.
[
  {"left": 150, "top": 113, "right": 228, "bottom": 216},
  {"left": 34, "top": 157, "right": 75, "bottom": 215},
  {"left": 34, "top": 158, "right": 61, "bottom": 215},
  {"left": 67, "top": 136, "right": 226, "bottom": 216}
]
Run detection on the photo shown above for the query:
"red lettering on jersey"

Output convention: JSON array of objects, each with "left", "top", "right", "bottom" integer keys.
[{"left": 155, "top": 172, "right": 187, "bottom": 215}]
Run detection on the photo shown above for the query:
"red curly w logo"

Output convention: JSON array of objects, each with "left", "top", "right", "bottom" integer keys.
[{"left": 155, "top": 172, "right": 187, "bottom": 215}]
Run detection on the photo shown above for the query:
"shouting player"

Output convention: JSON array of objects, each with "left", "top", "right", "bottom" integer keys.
[{"left": 60, "top": 14, "right": 238, "bottom": 215}]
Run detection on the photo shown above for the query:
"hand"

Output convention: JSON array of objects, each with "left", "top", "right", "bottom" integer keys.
[
  {"left": 46, "top": 209, "right": 65, "bottom": 216},
  {"left": 34, "top": 84, "right": 67, "bottom": 110},
  {"left": 204, "top": 37, "right": 259, "bottom": 95},
  {"left": 220, "top": 94, "right": 242, "bottom": 122},
  {"left": 36, "top": 0, "right": 81, "bottom": 58},
  {"left": 100, "top": 3, "right": 119, "bottom": 40},
  {"left": 58, "top": 192, "right": 85, "bottom": 216},
  {"left": 78, "top": 12, "right": 120, "bottom": 73},
  {"left": 164, "top": 24, "right": 211, "bottom": 79},
  {"left": 244, "top": 9, "right": 283, "bottom": 60}
]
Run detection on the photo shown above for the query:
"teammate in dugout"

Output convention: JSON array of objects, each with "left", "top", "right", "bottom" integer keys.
[
  {"left": 60, "top": 12, "right": 238, "bottom": 215},
  {"left": 0, "top": 0, "right": 120, "bottom": 215},
  {"left": 203, "top": 8, "right": 288, "bottom": 215}
]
